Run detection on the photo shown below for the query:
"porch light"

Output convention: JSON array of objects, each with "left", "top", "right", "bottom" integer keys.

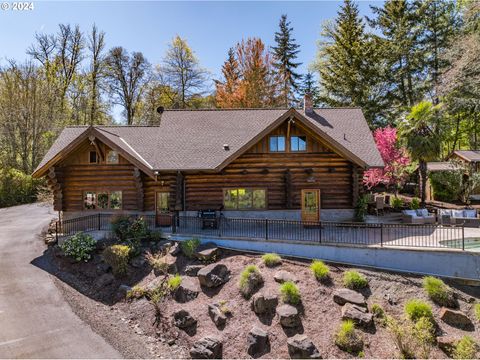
[{"left": 329, "top": 167, "right": 336, "bottom": 173}]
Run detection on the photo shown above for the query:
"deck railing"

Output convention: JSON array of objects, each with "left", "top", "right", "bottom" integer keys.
[{"left": 55, "top": 213, "right": 467, "bottom": 251}]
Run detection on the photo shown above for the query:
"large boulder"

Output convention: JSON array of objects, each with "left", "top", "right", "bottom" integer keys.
[
  {"left": 437, "top": 336, "right": 460, "bottom": 356},
  {"left": 439, "top": 307, "right": 473, "bottom": 329},
  {"left": 197, "top": 263, "right": 230, "bottom": 288},
  {"left": 189, "top": 336, "right": 223, "bottom": 359},
  {"left": 173, "top": 309, "right": 197, "bottom": 329},
  {"left": 208, "top": 303, "right": 227, "bottom": 328},
  {"left": 333, "top": 288, "right": 366, "bottom": 307},
  {"left": 247, "top": 326, "right": 270, "bottom": 358},
  {"left": 274, "top": 270, "right": 298, "bottom": 284},
  {"left": 174, "top": 277, "right": 200, "bottom": 303},
  {"left": 185, "top": 264, "right": 204, "bottom": 277},
  {"left": 341, "top": 303, "right": 373, "bottom": 327},
  {"left": 195, "top": 243, "right": 221, "bottom": 262},
  {"left": 168, "top": 242, "right": 181, "bottom": 256},
  {"left": 277, "top": 304, "right": 301, "bottom": 328},
  {"left": 161, "top": 253, "right": 178, "bottom": 274},
  {"left": 287, "top": 334, "right": 322, "bottom": 359},
  {"left": 251, "top": 292, "right": 279, "bottom": 314}
]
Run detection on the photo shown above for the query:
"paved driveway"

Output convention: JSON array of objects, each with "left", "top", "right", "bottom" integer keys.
[{"left": 0, "top": 203, "right": 121, "bottom": 358}]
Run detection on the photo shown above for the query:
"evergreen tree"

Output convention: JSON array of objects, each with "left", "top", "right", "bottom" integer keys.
[
  {"left": 299, "top": 72, "right": 320, "bottom": 107},
  {"left": 271, "top": 14, "right": 302, "bottom": 107},
  {"left": 313, "top": 0, "right": 386, "bottom": 126},
  {"left": 215, "top": 48, "right": 241, "bottom": 108}
]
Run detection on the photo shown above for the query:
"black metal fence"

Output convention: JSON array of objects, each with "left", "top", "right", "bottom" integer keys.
[{"left": 56, "top": 213, "right": 467, "bottom": 250}]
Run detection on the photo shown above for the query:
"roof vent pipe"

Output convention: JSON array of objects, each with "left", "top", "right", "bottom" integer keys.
[
  {"left": 149, "top": 106, "right": 164, "bottom": 126},
  {"left": 303, "top": 93, "right": 313, "bottom": 115}
]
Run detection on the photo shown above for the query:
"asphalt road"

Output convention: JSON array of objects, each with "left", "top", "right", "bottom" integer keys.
[{"left": 0, "top": 203, "right": 121, "bottom": 358}]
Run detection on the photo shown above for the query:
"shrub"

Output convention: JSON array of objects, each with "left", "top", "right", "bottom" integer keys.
[
  {"left": 310, "top": 260, "right": 330, "bottom": 281},
  {"left": 343, "top": 271, "right": 368, "bottom": 289},
  {"left": 279, "top": 281, "right": 301, "bottom": 305},
  {"left": 404, "top": 299, "right": 433, "bottom": 323},
  {"left": 60, "top": 232, "right": 97, "bottom": 262},
  {"left": 168, "top": 274, "right": 182, "bottom": 291},
  {"left": 145, "top": 251, "right": 169, "bottom": 275},
  {"left": 371, "top": 304, "right": 385, "bottom": 319},
  {"left": 180, "top": 238, "right": 200, "bottom": 258},
  {"left": 391, "top": 196, "right": 403, "bottom": 210},
  {"left": 111, "top": 215, "right": 133, "bottom": 241},
  {"left": 111, "top": 215, "right": 149, "bottom": 250},
  {"left": 103, "top": 244, "right": 131, "bottom": 276},
  {"left": 239, "top": 265, "right": 264, "bottom": 298},
  {"left": 410, "top": 197, "right": 420, "bottom": 210},
  {"left": 453, "top": 336, "right": 478, "bottom": 359},
  {"left": 386, "top": 316, "right": 416, "bottom": 359},
  {"left": 423, "top": 276, "right": 455, "bottom": 307},
  {"left": 126, "top": 285, "right": 146, "bottom": 300},
  {"left": 335, "top": 320, "right": 364, "bottom": 354},
  {"left": 355, "top": 195, "right": 369, "bottom": 222},
  {"left": 262, "top": 253, "right": 282, "bottom": 267},
  {"left": 475, "top": 303, "right": 480, "bottom": 321},
  {"left": 218, "top": 300, "right": 233, "bottom": 316},
  {"left": 412, "top": 316, "right": 435, "bottom": 359}
]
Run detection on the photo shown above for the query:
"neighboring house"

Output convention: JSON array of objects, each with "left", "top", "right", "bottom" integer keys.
[{"left": 33, "top": 98, "right": 383, "bottom": 223}]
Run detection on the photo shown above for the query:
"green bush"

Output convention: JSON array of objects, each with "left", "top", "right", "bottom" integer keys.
[
  {"left": 60, "top": 232, "right": 97, "bottom": 262},
  {"left": 371, "top": 304, "right": 385, "bottom": 319},
  {"left": 385, "top": 315, "right": 434, "bottom": 358},
  {"left": 335, "top": 320, "right": 364, "bottom": 354},
  {"left": 111, "top": 215, "right": 133, "bottom": 241},
  {"left": 475, "top": 303, "right": 480, "bottom": 321},
  {"left": 343, "top": 271, "right": 368, "bottom": 289},
  {"left": 310, "top": 260, "right": 330, "bottom": 281},
  {"left": 391, "top": 196, "right": 403, "bottom": 210},
  {"left": 261, "top": 253, "right": 282, "bottom": 267},
  {"left": 145, "top": 251, "right": 169, "bottom": 275},
  {"left": 111, "top": 215, "right": 149, "bottom": 244},
  {"left": 453, "top": 336, "right": 478, "bottom": 359},
  {"left": 355, "top": 195, "right": 369, "bottom": 222},
  {"left": 0, "top": 168, "right": 42, "bottom": 207},
  {"left": 279, "top": 281, "right": 301, "bottom": 305},
  {"left": 168, "top": 274, "right": 182, "bottom": 291},
  {"left": 180, "top": 238, "right": 201, "bottom": 258},
  {"left": 126, "top": 285, "right": 146, "bottom": 300},
  {"left": 239, "top": 265, "right": 264, "bottom": 298},
  {"left": 423, "top": 276, "right": 455, "bottom": 307},
  {"left": 413, "top": 316, "right": 435, "bottom": 359},
  {"left": 410, "top": 197, "right": 420, "bottom": 210},
  {"left": 103, "top": 244, "right": 131, "bottom": 276},
  {"left": 404, "top": 299, "right": 433, "bottom": 322}
]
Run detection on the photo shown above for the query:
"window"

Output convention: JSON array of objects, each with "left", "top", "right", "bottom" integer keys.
[
  {"left": 269, "top": 136, "right": 285, "bottom": 152},
  {"left": 291, "top": 136, "right": 307, "bottom": 152},
  {"left": 83, "top": 191, "right": 122, "bottom": 210},
  {"left": 106, "top": 150, "right": 119, "bottom": 164},
  {"left": 223, "top": 188, "right": 266, "bottom": 210},
  {"left": 156, "top": 192, "right": 170, "bottom": 212},
  {"left": 89, "top": 151, "right": 98, "bottom": 164}
]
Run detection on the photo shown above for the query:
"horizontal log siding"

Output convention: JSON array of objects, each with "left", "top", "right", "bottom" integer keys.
[{"left": 184, "top": 152, "right": 353, "bottom": 210}]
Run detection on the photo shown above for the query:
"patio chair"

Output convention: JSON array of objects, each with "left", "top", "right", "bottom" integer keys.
[
  {"left": 439, "top": 209, "right": 480, "bottom": 228},
  {"left": 402, "top": 209, "right": 436, "bottom": 224}
]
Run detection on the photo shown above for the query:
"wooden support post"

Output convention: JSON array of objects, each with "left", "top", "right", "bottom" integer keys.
[
  {"left": 284, "top": 169, "right": 292, "bottom": 209},
  {"left": 175, "top": 171, "right": 184, "bottom": 211}
]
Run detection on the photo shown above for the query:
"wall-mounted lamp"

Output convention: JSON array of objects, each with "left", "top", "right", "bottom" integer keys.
[{"left": 328, "top": 167, "right": 336, "bottom": 173}]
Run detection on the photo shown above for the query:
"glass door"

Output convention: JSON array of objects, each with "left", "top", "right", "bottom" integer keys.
[{"left": 301, "top": 189, "right": 320, "bottom": 222}]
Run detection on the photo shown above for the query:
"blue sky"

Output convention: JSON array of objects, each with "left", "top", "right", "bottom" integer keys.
[{"left": 0, "top": 0, "right": 380, "bottom": 78}]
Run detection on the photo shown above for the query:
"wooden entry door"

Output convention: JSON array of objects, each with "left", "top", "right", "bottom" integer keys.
[
  {"left": 155, "top": 191, "right": 172, "bottom": 226},
  {"left": 301, "top": 189, "right": 320, "bottom": 222}
]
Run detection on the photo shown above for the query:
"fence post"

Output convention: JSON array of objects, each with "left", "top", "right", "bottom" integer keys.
[
  {"left": 97, "top": 213, "right": 100, "bottom": 230},
  {"left": 380, "top": 223, "right": 384, "bottom": 247},
  {"left": 172, "top": 214, "right": 177, "bottom": 234},
  {"left": 55, "top": 221, "right": 58, "bottom": 243},
  {"left": 319, "top": 221, "right": 322, "bottom": 243},
  {"left": 265, "top": 219, "right": 269, "bottom": 240},
  {"left": 462, "top": 225, "right": 465, "bottom": 251}
]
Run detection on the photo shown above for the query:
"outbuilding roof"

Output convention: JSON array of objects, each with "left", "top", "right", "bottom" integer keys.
[
  {"left": 452, "top": 150, "right": 480, "bottom": 163},
  {"left": 33, "top": 108, "right": 384, "bottom": 177}
]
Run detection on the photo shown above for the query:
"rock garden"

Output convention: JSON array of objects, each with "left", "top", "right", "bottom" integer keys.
[{"left": 46, "top": 216, "right": 480, "bottom": 359}]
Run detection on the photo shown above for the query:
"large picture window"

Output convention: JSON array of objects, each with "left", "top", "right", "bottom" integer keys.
[
  {"left": 291, "top": 135, "right": 307, "bottom": 152},
  {"left": 223, "top": 188, "right": 266, "bottom": 210},
  {"left": 269, "top": 136, "right": 285, "bottom": 152},
  {"left": 83, "top": 191, "right": 122, "bottom": 210}
]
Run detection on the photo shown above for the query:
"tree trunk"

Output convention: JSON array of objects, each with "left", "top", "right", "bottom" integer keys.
[{"left": 419, "top": 160, "right": 427, "bottom": 207}]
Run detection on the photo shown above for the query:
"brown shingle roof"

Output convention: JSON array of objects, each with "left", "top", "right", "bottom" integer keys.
[
  {"left": 33, "top": 108, "right": 383, "bottom": 176},
  {"left": 453, "top": 150, "right": 480, "bottom": 163}
]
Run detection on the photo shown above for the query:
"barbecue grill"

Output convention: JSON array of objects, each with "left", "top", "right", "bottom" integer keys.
[{"left": 199, "top": 209, "right": 218, "bottom": 229}]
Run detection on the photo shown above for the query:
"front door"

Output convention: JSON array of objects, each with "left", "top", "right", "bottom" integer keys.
[
  {"left": 301, "top": 189, "right": 320, "bottom": 222},
  {"left": 155, "top": 191, "right": 171, "bottom": 226}
]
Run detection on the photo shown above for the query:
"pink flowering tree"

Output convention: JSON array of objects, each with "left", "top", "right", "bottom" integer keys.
[{"left": 363, "top": 126, "right": 410, "bottom": 193}]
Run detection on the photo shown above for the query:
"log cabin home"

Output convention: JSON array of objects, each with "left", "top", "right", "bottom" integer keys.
[{"left": 33, "top": 98, "right": 383, "bottom": 225}]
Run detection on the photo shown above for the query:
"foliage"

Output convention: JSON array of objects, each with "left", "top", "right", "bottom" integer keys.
[
  {"left": 390, "top": 196, "right": 403, "bottom": 210},
  {"left": 167, "top": 274, "right": 182, "bottom": 291},
  {"left": 60, "top": 232, "right": 97, "bottom": 262},
  {"left": 180, "top": 238, "right": 201, "bottom": 259},
  {"left": 239, "top": 265, "right": 264, "bottom": 298},
  {"left": 335, "top": 320, "right": 364, "bottom": 354},
  {"left": 103, "top": 244, "right": 131, "bottom": 276},
  {"left": 110, "top": 215, "right": 148, "bottom": 254},
  {"left": 363, "top": 127, "right": 411, "bottom": 191},
  {"left": 0, "top": 168, "right": 43, "bottom": 208},
  {"left": 386, "top": 315, "right": 434, "bottom": 359},
  {"left": 299, "top": 72, "right": 321, "bottom": 107},
  {"left": 423, "top": 276, "right": 455, "bottom": 307},
  {"left": 410, "top": 197, "right": 420, "bottom": 210},
  {"left": 126, "top": 285, "right": 146, "bottom": 300},
  {"left": 343, "top": 271, "right": 368, "bottom": 289},
  {"left": 453, "top": 336, "right": 478, "bottom": 360},
  {"left": 404, "top": 299, "right": 433, "bottom": 322},
  {"left": 310, "top": 260, "right": 330, "bottom": 281},
  {"left": 354, "top": 195, "right": 368, "bottom": 222},
  {"left": 371, "top": 304, "right": 385, "bottom": 319},
  {"left": 279, "top": 281, "right": 301, "bottom": 305},
  {"left": 145, "top": 251, "right": 169, "bottom": 275},
  {"left": 475, "top": 303, "right": 480, "bottom": 321},
  {"left": 261, "top": 253, "right": 282, "bottom": 267}
]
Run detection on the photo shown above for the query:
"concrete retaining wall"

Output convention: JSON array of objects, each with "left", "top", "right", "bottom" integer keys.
[{"left": 171, "top": 235, "right": 480, "bottom": 281}]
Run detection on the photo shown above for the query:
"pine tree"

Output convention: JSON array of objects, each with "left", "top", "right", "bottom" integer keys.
[
  {"left": 299, "top": 72, "right": 320, "bottom": 107},
  {"left": 272, "top": 14, "right": 302, "bottom": 107},
  {"left": 215, "top": 48, "right": 241, "bottom": 108}
]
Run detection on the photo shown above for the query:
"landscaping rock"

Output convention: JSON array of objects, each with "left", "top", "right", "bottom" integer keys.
[
  {"left": 161, "top": 253, "right": 178, "bottom": 274},
  {"left": 208, "top": 303, "right": 227, "bottom": 328},
  {"left": 174, "top": 277, "right": 200, "bottom": 303},
  {"left": 189, "top": 336, "right": 223, "bottom": 359},
  {"left": 195, "top": 243, "right": 221, "bottom": 262},
  {"left": 287, "top": 334, "right": 322, "bottom": 359},
  {"left": 437, "top": 335, "right": 460, "bottom": 356},
  {"left": 251, "top": 292, "right": 279, "bottom": 314},
  {"left": 185, "top": 264, "right": 204, "bottom": 277},
  {"left": 130, "top": 255, "right": 146, "bottom": 268},
  {"left": 118, "top": 284, "right": 132, "bottom": 296},
  {"left": 277, "top": 304, "right": 301, "bottom": 328},
  {"left": 439, "top": 307, "right": 473, "bottom": 329},
  {"left": 241, "top": 270, "right": 264, "bottom": 299},
  {"left": 173, "top": 309, "right": 197, "bottom": 329},
  {"left": 247, "top": 326, "right": 269, "bottom": 358},
  {"left": 197, "top": 263, "right": 230, "bottom": 288},
  {"left": 333, "top": 288, "right": 366, "bottom": 307},
  {"left": 341, "top": 303, "right": 373, "bottom": 327},
  {"left": 95, "top": 273, "right": 114, "bottom": 289},
  {"left": 168, "top": 242, "right": 181, "bottom": 256},
  {"left": 274, "top": 270, "right": 298, "bottom": 284}
]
